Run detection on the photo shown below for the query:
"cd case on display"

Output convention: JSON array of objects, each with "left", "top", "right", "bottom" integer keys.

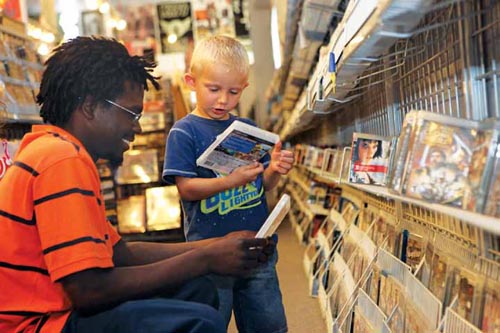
[
  {"left": 348, "top": 132, "right": 393, "bottom": 186},
  {"left": 401, "top": 112, "right": 478, "bottom": 207},
  {"left": 255, "top": 194, "right": 291, "bottom": 238},
  {"left": 196, "top": 120, "right": 279, "bottom": 175},
  {"left": 145, "top": 186, "right": 182, "bottom": 231},
  {"left": 117, "top": 195, "right": 146, "bottom": 234},
  {"left": 115, "top": 149, "right": 159, "bottom": 185}
]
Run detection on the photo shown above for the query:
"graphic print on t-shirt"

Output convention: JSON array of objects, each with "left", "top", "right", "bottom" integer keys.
[{"left": 200, "top": 179, "right": 264, "bottom": 215}]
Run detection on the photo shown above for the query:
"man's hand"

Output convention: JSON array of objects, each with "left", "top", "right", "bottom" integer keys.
[
  {"left": 269, "top": 141, "right": 294, "bottom": 175},
  {"left": 202, "top": 231, "right": 270, "bottom": 276}
]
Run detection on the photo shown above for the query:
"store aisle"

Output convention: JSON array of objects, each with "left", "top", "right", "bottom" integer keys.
[{"left": 228, "top": 218, "right": 326, "bottom": 333}]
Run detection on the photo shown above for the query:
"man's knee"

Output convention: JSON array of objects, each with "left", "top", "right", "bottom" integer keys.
[
  {"left": 167, "top": 276, "right": 219, "bottom": 309},
  {"left": 189, "top": 302, "right": 226, "bottom": 333},
  {"left": 114, "top": 299, "right": 225, "bottom": 333}
]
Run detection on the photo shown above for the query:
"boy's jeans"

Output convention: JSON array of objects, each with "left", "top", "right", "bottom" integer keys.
[{"left": 209, "top": 252, "right": 288, "bottom": 333}]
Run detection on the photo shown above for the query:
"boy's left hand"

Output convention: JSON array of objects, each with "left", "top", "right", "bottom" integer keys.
[{"left": 269, "top": 141, "right": 294, "bottom": 175}]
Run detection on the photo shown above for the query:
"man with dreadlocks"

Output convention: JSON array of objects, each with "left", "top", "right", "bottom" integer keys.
[{"left": 0, "top": 37, "right": 274, "bottom": 333}]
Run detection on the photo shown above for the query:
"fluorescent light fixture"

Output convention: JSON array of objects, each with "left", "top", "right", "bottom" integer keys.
[{"left": 270, "top": 5, "right": 281, "bottom": 69}]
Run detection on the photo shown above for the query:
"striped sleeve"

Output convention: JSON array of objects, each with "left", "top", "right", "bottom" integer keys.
[{"left": 33, "top": 157, "right": 115, "bottom": 281}]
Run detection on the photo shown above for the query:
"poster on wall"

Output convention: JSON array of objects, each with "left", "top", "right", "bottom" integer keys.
[
  {"left": 118, "top": 4, "right": 158, "bottom": 59},
  {"left": 191, "top": 0, "right": 235, "bottom": 41},
  {"left": 81, "top": 10, "right": 104, "bottom": 36},
  {"left": 232, "top": 0, "right": 250, "bottom": 39},
  {"left": 157, "top": 2, "right": 193, "bottom": 54},
  {"left": 0, "top": 0, "right": 21, "bottom": 21}
]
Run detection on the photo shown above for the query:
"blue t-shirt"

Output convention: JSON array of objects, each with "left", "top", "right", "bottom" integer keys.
[{"left": 162, "top": 114, "right": 271, "bottom": 241}]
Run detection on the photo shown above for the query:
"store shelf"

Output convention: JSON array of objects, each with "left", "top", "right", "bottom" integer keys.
[
  {"left": 298, "top": 163, "right": 500, "bottom": 235},
  {"left": 347, "top": 183, "right": 500, "bottom": 236}
]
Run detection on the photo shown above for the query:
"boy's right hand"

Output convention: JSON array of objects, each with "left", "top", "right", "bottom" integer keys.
[
  {"left": 202, "top": 233, "right": 269, "bottom": 276},
  {"left": 227, "top": 163, "right": 264, "bottom": 188}
]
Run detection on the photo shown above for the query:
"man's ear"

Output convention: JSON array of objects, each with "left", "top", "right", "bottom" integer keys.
[
  {"left": 80, "top": 96, "right": 98, "bottom": 120},
  {"left": 184, "top": 72, "right": 196, "bottom": 90}
]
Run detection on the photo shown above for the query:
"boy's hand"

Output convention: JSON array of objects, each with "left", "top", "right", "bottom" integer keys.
[
  {"left": 227, "top": 163, "right": 264, "bottom": 188},
  {"left": 269, "top": 141, "right": 294, "bottom": 175}
]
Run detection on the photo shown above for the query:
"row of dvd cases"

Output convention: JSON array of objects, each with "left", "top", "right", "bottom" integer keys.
[
  {"left": 281, "top": 163, "right": 499, "bottom": 333},
  {"left": 269, "top": 0, "right": 499, "bottom": 332}
]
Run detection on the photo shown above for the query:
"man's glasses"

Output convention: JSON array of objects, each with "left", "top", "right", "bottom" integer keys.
[{"left": 105, "top": 99, "right": 142, "bottom": 122}]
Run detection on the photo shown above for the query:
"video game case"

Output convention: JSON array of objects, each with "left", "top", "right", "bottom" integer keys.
[
  {"left": 353, "top": 305, "right": 376, "bottom": 333},
  {"left": 418, "top": 243, "right": 434, "bottom": 288},
  {"left": 145, "top": 186, "right": 182, "bottom": 232},
  {"left": 463, "top": 118, "right": 500, "bottom": 212},
  {"left": 400, "top": 229, "right": 426, "bottom": 273},
  {"left": 255, "top": 194, "right": 291, "bottom": 238},
  {"left": 117, "top": 195, "right": 146, "bottom": 234},
  {"left": 389, "top": 111, "right": 419, "bottom": 193},
  {"left": 447, "top": 266, "right": 485, "bottom": 326},
  {"left": 340, "top": 146, "right": 352, "bottom": 182},
  {"left": 401, "top": 112, "right": 478, "bottom": 207},
  {"left": 404, "top": 298, "right": 432, "bottom": 333},
  {"left": 428, "top": 250, "right": 449, "bottom": 305},
  {"left": 378, "top": 271, "right": 390, "bottom": 314},
  {"left": 358, "top": 208, "right": 375, "bottom": 232},
  {"left": 115, "top": 149, "right": 159, "bottom": 185},
  {"left": 368, "top": 264, "right": 381, "bottom": 304},
  {"left": 348, "top": 132, "right": 393, "bottom": 186},
  {"left": 481, "top": 279, "right": 500, "bottom": 333},
  {"left": 196, "top": 120, "right": 279, "bottom": 175},
  {"left": 322, "top": 148, "right": 341, "bottom": 177}
]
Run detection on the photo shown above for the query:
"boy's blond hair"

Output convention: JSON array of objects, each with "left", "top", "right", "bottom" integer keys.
[{"left": 189, "top": 35, "right": 249, "bottom": 76}]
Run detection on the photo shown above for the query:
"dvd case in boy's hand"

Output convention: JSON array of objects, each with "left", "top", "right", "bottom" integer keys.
[
  {"left": 196, "top": 120, "right": 280, "bottom": 175},
  {"left": 255, "top": 194, "right": 291, "bottom": 238}
]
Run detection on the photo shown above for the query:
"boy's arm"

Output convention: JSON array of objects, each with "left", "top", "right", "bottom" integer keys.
[
  {"left": 175, "top": 163, "right": 264, "bottom": 201},
  {"left": 263, "top": 141, "right": 295, "bottom": 190}
]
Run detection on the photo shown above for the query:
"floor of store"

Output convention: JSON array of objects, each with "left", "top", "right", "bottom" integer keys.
[{"left": 228, "top": 219, "right": 326, "bottom": 333}]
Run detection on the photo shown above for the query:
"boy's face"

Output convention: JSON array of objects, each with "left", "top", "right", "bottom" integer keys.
[{"left": 185, "top": 62, "right": 248, "bottom": 120}]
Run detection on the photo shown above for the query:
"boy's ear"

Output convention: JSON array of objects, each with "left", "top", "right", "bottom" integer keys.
[{"left": 184, "top": 72, "right": 196, "bottom": 90}]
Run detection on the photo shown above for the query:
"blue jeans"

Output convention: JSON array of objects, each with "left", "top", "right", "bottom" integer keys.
[
  {"left": 62, "top": 276, "right": 225, "bottom": 333},
  {"left": 209, "top": 252, "right": 288, "bottom": 333}
]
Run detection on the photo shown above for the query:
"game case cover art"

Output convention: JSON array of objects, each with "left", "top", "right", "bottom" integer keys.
[
  {"left": 403, "top": 120, "right": 477, "bottom": 207},
  {"left": 349, "top": 133, "right": 392, "bottom": 186},
  {"left": 197, "top": 120, "right": 279, "bottom": 175}
]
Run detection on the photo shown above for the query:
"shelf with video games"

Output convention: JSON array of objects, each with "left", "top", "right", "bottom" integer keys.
[
  {"left": 292, "top": 141, "right": 499, "bottom": 332},
  {"left": 0, "top": 20, "right": 43, "bottom": 124},
  {"left": 273, "top": 0, "right": 500, "bottom": 331},
  {"left": 347, "top": 183, "right": 500, "bottom": 236},
  {"left": 297, "top": 112, "right": 500, "bottom": 237}
]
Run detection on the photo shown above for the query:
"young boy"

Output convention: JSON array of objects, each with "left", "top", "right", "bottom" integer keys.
[{"left": 163, "top": 35, "right": 294, "bottom": 333}]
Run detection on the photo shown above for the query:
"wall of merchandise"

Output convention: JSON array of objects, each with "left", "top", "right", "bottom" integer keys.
[
  {"left": 0, "top": 16, "right": 183, "bottom": 242},
  {"left": 270, "top": 0, "right": 499, "bottom": 332}
]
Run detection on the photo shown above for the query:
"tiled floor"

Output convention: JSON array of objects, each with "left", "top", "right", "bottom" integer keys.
[{"left": 228, "top": 218, "right": 326, "bottom": 333}]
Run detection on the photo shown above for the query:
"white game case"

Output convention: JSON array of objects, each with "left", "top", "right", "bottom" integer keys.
[{"left": 255, "top": 194, "right": 291, "bottom": 238}]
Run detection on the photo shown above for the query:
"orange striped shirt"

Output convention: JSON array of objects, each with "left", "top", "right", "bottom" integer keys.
[{"left": 0, "top": 125, "right": 121, "bottom": 333}]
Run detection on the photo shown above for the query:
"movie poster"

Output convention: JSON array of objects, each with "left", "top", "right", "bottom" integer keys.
[
  {"left": 118, "top": 3, "right": 158, "bottom": 58},
  {"left": 157, "top": 2, "right": 193, "bottom": 54},
  {"left": 0, "top": 0, "right": 21, "bottom": 21},
  {"left": 191, "top": 0, "right": 235, "bottom": 41},
  {"left": 232, "top": 0, "right": 250, "bottom": 38}
]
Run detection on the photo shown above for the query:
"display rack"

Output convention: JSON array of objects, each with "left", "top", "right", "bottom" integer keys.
[
  {"left": 0, "top": 15, "right": 42, "bottom": 123},
  {"left": 274, "top": 0, "right": 500, "bottom": 331}
]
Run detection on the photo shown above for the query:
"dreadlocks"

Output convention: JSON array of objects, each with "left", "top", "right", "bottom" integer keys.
[{"left": 36, "top": 36, "right": 160, "bottom": 126}]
